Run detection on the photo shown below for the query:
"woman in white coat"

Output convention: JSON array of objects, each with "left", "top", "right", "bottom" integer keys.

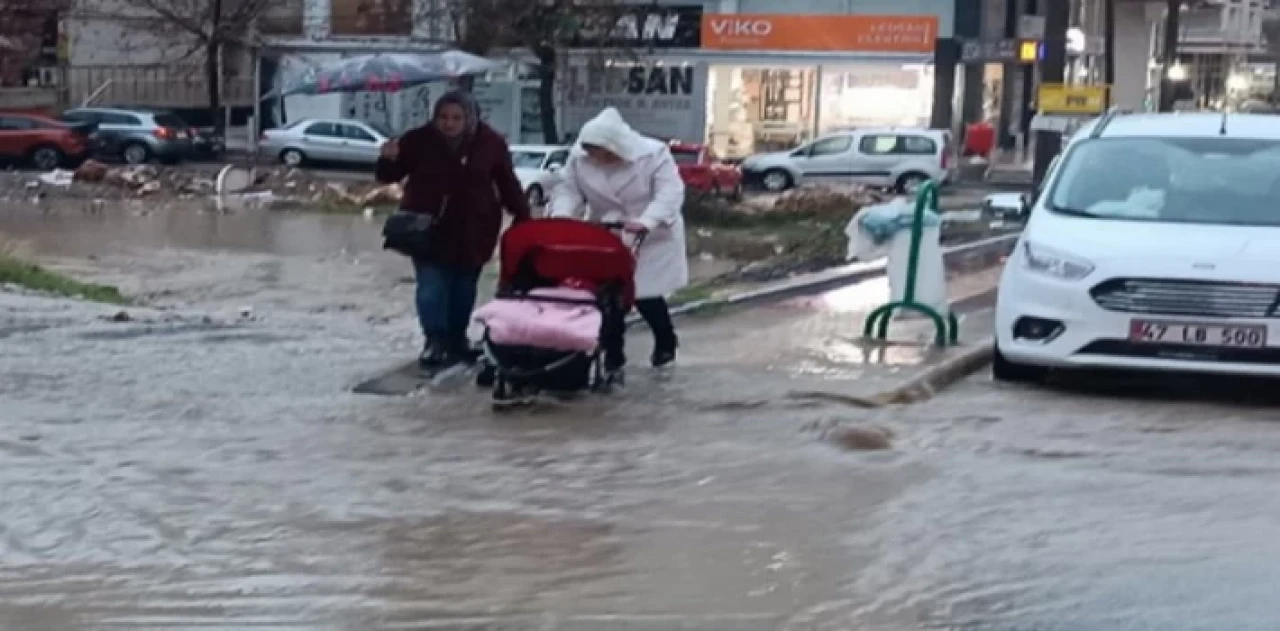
[{"left": 547, "top": 107, "right": 688, "bottom": 374}]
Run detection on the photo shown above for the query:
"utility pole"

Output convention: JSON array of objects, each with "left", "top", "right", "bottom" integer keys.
[
  {"left": 1158, "top": 0, "right": 1180, "bottom": 111},
  {"left": 1031, "top": 0, "right": 1069, "bottom": 188},
  {"left": 1103, "top": 0, "right": 1116, "bottom": 105}
]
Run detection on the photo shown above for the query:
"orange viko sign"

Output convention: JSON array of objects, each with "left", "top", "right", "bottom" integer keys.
[{"left": 700, "top": 14, "right": 938, "bottom": 53}]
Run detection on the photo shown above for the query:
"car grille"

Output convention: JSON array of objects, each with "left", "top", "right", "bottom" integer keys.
[{"left": 1090, "top": 278, "right": 1280, "bottom": 318}]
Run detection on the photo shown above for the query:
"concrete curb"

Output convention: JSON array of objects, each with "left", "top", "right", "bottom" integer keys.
[
  {"left": 877, "top": 337, "right": 996, "bottom": 405},
  {"left": 628, "top": 231, "right": 1019, "bottom": 328}
]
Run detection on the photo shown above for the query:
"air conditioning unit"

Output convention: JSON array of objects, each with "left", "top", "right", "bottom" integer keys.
[{"left": 37, "top": 66, "right": 60, "bottom": 87}]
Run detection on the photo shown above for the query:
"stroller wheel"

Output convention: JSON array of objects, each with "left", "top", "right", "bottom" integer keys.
[
  {"left": 476, "top": 363, "right": 496, "bottom": 388},
  {"left": 492, "top": 377, "right": 533, "bottom": 411},
  {"left": 594, "top": 367, "right": 624, "bottom": 393}
]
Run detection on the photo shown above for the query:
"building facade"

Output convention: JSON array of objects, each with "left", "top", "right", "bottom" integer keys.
[{"left": 258, "top": 0, "right": 960, "bottom": 157}]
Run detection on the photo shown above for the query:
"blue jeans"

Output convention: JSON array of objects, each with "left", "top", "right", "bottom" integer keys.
[{"left": 413, "top": 262, "right": 481, "bottom": 352}]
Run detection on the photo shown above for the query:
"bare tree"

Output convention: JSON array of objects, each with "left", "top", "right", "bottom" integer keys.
[
  {"left": 0, "top": 0, "right": 66, "bottom": 86},
  {"left": 447, "top": 0, "right": 636, "bottom": 143},
  {"left": 119, "top": 0, "right": 274, "bottom": 128}
]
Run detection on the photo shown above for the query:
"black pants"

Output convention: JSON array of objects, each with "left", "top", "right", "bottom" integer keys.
[{"left": 601, "top": 297, "right": 677, "bottom": 369}]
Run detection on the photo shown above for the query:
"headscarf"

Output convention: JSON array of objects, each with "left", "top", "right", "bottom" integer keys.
[
  {"left": 575, "top": 107, "right": 659, "bottom": 162},
  {"left": 432, "top": 89, "right": 480, "bottom": 148}
]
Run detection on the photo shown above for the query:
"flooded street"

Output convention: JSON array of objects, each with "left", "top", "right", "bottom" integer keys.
[{"left": 4, "top": 201, "right": 1280, "bottom": 628}]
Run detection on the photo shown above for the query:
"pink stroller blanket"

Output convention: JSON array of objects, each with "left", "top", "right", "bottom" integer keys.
[{"left": 473, "top": 287, "right": 602, "bottom": 352}]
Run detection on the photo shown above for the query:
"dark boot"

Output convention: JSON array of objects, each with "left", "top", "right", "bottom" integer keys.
[
  {"left": 447, "top": 336, "right": 480, "bottom": 365},
  {"left": 636, "top": 298, "right": 678, "bottom": 368},
  {"left": 418, "top": 338, "right": 448, "bottom": 369},
  {"left": 651, "top": 334, "right": 677, "bottom": 368}
]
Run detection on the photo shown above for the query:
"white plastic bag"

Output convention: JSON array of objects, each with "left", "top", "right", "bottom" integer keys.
[{"left": 845, "top": 198, "right": 915, "bottom": 262}]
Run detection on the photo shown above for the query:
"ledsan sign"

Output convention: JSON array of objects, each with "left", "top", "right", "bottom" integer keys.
[{"left": 569, "top": 5, "right": 704, "bottom": 48}]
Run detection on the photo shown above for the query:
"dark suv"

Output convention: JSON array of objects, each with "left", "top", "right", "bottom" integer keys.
[{"left": 60, "top": 107, "right": 194, "bottom": 164}]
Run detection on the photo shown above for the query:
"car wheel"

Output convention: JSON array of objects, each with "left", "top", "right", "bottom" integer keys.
[
  {"left": 29, "top": 145, "right": 64, "bottom": 171},
  {"left": 121, "top": 141, "right": 151, "bottom": 163},
  {"left": 280, "top": 149, "right": 306, "bottom": 167},
  {"left": 728, "top": 181, "right": 744, "bottom": 202},
  {"left": 992, "top": 343, "right": 1049, "bottom": 384},
  {"left": 896, "top": 171, "right": 931, "bottom": 194},
  {"left": 122, "top": 143, "right": 150, "bottom": 165},
  {"left": 526, "top": 184, "right": 544, "bottom": 207},
  {"left": 761, "top": 168, "right": 792, "bottom": 192}
]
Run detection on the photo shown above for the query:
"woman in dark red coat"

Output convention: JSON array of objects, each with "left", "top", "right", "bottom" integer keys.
[{"left": 375, "top": 90, "right": 531, "bottom": 368}]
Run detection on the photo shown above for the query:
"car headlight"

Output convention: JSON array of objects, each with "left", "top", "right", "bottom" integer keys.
[{"left": 1021, "top": 241, "right": 1094, "bottom": 281}]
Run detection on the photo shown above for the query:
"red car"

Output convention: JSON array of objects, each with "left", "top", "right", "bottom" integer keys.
[
  {"left": 0, "top": 112, "right": 96, "bottom": 171},
  {"left": 669, "top": 142, "right": 743, "bottom": 200}
]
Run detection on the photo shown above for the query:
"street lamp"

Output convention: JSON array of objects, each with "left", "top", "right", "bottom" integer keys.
[{"left": 1167, "top": 63, "right": 1188, "bottom": 81}]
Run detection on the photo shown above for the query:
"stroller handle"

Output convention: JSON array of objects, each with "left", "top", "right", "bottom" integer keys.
[{"left": 597, "top": 221, "right": 646, "bottom": 254}]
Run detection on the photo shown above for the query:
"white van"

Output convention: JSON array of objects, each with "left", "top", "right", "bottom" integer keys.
[{"left": 739, "top": 127, "right": 956, "bottom": 193}]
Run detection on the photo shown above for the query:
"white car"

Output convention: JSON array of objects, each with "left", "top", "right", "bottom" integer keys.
[
  {"left": 510, "top": 144, "right": 569, "bottom": 206},
  {"left": 739, "top": 127, "right": 956, "bottom": 193},
  {"left": 994, "top": 111, "right": 1280, "bottom": 383},
  {"left": 259, "top": 118, "right": 391, "bottom": 167}
]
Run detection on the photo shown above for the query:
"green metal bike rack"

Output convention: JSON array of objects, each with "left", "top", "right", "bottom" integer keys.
[{"left": 862, "top": 181, "right": 959, "bottom": 347}]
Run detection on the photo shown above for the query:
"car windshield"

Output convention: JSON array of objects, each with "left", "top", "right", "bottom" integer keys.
[
  {"left": 1047, "top": 136, "right": 1280, "bottom": 226},
  {"left": 510, "top": 150, "right": 547, "bottom": 169},
  {"left": 671, "top": 149, "right": 701, "bottom": 165},
  {"left": 363, "top": 121, "right": 391, "bottom": 138}
]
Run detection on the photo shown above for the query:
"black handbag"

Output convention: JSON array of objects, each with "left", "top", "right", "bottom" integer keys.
[
  {"left": 381, "top": 201, "right": 444, "bottom": 260},
  {"left": 381, "top": 154, "right": 467, "bottom": 259}
]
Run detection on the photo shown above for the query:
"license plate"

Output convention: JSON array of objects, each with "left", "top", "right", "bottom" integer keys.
[{"left": 1130, "top": 319, "right": 1267, "bottom": 348}]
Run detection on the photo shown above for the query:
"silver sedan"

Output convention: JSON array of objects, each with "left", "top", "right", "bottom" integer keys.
[{"left": 259, "top": 118, "right": 392, "bottom": 167}]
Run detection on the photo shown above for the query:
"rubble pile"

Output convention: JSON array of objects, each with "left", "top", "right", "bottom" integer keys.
[
  {"left": 248, "top": 167, "right": 403, "bottom": 206},
  {"left": 0, "top": 163, "right": 404, "bottom": 211},
  {"left": 768, "top": 185, "right": 889, "bottom": 217}
]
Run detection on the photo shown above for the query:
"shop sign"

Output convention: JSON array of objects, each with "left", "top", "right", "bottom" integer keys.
[
  {"left": 1037, "top": 84, "right": 1108, "bottom": 115},
  {"left": 568, "top": 5, "right": 703, "bottom": 49},
  {"left": 700, "top": 14, "right": 937, "bottom": 53},
  {"left": 959, "top": 38, "right": 1022, "bottom": 63},
  {"left": 562, "top": 62, "right": 707, "bottom": 143}
]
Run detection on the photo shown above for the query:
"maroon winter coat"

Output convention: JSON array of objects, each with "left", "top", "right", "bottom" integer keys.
[{"left": 375, "top": 121, "right": 531, "bottom": 269}]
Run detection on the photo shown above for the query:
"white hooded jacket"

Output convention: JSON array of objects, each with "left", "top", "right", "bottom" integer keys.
[{"left": 547, "top": 108, "right": 689, "bottom": 299}]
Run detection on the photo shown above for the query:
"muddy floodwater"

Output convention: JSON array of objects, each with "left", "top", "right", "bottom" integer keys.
[{"left": 4, "top": 200, "right": 1280, "bottom": 629}]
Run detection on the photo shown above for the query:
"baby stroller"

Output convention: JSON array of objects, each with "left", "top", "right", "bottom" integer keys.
[{"left": 473, "top": 218, "right": 642, "bottom": 410}]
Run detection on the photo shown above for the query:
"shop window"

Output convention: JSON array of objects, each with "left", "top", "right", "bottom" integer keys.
[
  {"left": 860, "top": 134, "right": 937, "bottom": 156},
  {"left": 809, "top": 135, "right": 853, "bottom": 156}
]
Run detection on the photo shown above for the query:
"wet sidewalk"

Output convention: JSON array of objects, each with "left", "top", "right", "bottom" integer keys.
[{"left": 642, "top": 266, "right": 999, "bottom": 406}]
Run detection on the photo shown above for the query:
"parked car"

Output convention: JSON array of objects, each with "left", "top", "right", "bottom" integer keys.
[
  {"left": 509, "top": 144, "right": 569, "bottom": 206},
  {"left": 669, "top": 142, "right": 743, "bottom": 200},
  {"left": 259, "top": 119, "right": 390, "bottom": 167},
  {"left": 60, "top": 107, "right": 194, "bottom": 164},
  {"left": 191, "top": 127, "right": 226, "bottom": 159},
  {"left": 0, "top": 112, "right": 96, "bottom": 170},
  {"left": 739, "top": 127, "right": 956, "bottom": 193},
  {"left": 994, "top": 111, "right": 1280, "bottom": 383}
]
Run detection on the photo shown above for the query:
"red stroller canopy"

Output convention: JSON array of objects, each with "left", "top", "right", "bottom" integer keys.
[{"left": 497, "top": 218, "right": 637, "bottom": 308}]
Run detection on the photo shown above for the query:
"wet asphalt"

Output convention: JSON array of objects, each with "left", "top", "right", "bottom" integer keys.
[{"left": 3, "top": 201, "right": 1280, "bottom": 629}]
